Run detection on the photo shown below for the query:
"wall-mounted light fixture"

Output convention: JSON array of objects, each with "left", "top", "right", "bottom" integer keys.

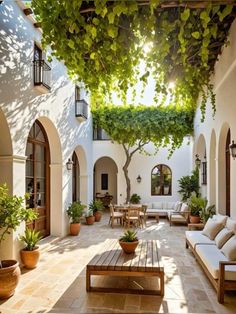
[
  {"left": 136, "top": 175, "right": 142, "bottom": 183},
  {"left": 195, "top": 154, "right": 201, "bottom": 168},
  {"left": 66, "top": 158, "right": 73, "bottom": 171},
  {"left": 229, "top": 140, "right": 236, "bottom": 159}
]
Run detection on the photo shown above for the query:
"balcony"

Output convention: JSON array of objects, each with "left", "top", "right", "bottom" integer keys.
[
  {"left": 33, "top": 60, "right": 51, "bottom": 92},
  {"left": 75, "top": 99, "right": 88, "bottom": 122}
]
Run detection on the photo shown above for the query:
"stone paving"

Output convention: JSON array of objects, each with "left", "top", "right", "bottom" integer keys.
[{"left": 0, "top": 213, "right": 236, "bottom": 314}]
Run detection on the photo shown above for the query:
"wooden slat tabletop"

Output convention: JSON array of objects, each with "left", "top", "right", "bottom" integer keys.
[{"left": 87, "top": 239, "right": 162, "bottom": 272}]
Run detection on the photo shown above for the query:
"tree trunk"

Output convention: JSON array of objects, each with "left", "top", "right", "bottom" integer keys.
[{"left": 122, "top": 153, "right": 132, "bottom": 203}]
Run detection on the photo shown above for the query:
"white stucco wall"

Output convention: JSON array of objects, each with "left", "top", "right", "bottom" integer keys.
[
  {"left": 0, "top": 2, "right": 93, "bottom": 258},
  {"left": 194, "top": 19, "right": 236, "bottom": 218},
  {"left": 93, "top": 138, "right": 192, "bottom": 205}
]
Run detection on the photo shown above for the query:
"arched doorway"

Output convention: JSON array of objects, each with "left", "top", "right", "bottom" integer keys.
[
  {"left": 25, "top": 120, "right": 50, "bottom": 237},
  {"left": 72, "top": 151, "right": 80, "bottom": 202},
  {"left": 225, "top": 129, "right": 231, "bottom": 216},
  {"left": 94, "top": 157, "right": 118, "bottom": 205}
]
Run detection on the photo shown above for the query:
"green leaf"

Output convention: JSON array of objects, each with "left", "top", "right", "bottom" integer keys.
[
  {"left": 107, "top": 25, "right": 118, "bottom": 38},
  {"left": 218, "top": 5, "right": 233, "bottom": 22},
  {"left": 191, "top": 31, "right": 200, "bottom": 39},
  {"left": 108, "top": 12, "right": 115, "bottom": 24},
  {"left": 181, "top": 9, "right": 190, "bottom": 22}
]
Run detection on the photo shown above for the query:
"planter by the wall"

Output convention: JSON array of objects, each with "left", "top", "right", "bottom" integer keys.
[
  {"left": 0, "top": 260, "right": 21, "bottom": 299},
  {"left": 86, "top": 216, "right": 95, "bottom": 225},
  {"left": 70, "top": 222, "right": 81, "bottom": 236},
  {"left": 94, "top": 211, "right": 102, "bottom": 222},
  {"left": 189, "top": 215, "right": 201, "bottom": 224},
  {"left": 20, "top": 247, "right": 40, "bottom": 269}
]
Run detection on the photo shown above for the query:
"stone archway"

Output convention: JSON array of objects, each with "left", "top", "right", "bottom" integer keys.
[
  {"left": 94, "top": 157, "right": 118, "bottom": 205},
  {"left": 73, "top": 145, "right": 88, "bottom": 205},
  {"left": 209, "top": 130, "right": 216, "bottom": 205},
  {"left": 218, "top": 122, "right": 231, "bottom": 215}
]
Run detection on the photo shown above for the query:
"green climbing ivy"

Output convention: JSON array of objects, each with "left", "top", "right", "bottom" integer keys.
[{"left": 32, "top": 1, "right": 234, "bottom": 117}]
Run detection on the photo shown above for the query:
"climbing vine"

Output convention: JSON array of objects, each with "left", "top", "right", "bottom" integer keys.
[{"left": 32, "top": 1, "right": 234, "bottom": 116}]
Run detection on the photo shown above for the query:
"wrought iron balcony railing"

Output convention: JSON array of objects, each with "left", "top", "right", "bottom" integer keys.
[
  {"left": 33, "top": 60, "right": 51, "bottom": 91},
  {"left": 75, "top": 99, "right": 88, "bottom": 121}
]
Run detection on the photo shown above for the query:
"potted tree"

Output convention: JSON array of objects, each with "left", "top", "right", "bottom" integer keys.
[
  {"left": 188, "top": 194, "right": 206, "bottom": 224},
  {"left": 20, "top": 228, "right": 42, "bottom": 269},
  {"left": 130, "top": 193, "right": 141, "bottom": 204},
  {"left": 0, "top": 184, "right": 37, "bottom": 299},
  {"left": 89, "top": 199, "right": 104, "bottom": 222},
  {"left": 119, "top": 229, "right": 139, "bottom": 254},
  {"left": 66, "top": 201, "right": 86, "bottom": 236},
  {"left": 85, "top": 208, "right": 95, "bottom": 225}
]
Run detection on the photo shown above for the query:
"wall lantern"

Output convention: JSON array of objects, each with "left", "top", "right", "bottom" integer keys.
[
  {"left": 66, "top": 158, "right": 73, "bottom": 171},
  {"left": 229, "top": 140, "right": 236, "bottom": 159},
  {"left": 136, "top": 175, "right": 142, "bottom": 183},
  {"left": 195, "top": 154, "right": 201, "bottom": 168}
]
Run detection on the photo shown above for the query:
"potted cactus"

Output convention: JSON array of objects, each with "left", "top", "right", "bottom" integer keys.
[
  {"left": 119, "top": 229, "right": 139, "bottom": 254},
  {"left": 20, "top": 228, "right": 42, "bottom": 269}
]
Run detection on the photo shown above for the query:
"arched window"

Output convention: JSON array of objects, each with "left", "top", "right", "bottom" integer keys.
[{"left": 151, "top": 164, "right": 172, "bottom": 196}]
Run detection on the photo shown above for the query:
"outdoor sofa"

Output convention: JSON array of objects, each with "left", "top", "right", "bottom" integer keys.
[{"left": 185, "top": 214, "right": 236, "bottom": 303}]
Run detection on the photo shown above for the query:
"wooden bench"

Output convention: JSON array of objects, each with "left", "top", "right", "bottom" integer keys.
[{"left": 86, "top": 239, "right": 164, "bottom": 295}]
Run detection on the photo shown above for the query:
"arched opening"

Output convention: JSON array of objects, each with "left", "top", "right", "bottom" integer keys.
[
  {"left": 151, "top": 164, "right": 172, "bottom": 196},
  {"left": 72, "top": 151, "right": 80, "bottom": 202},
  {"left": 25, "top": 120, "right": 50, "bottom": 237},
  {"left": 195, "top": 134, "right": 207, "bottom": 198},
  {"left": 209, "top": 130, "right": 216, "bottom": 205},
  {"left": 225, "top": 129, "right": 231, "bottom": 216},
  {"left": 218, "top": 123, "right": 230, "bottom": 214},
  {"left": 94, "top": 157, "right": 118, "bottom": 205}
]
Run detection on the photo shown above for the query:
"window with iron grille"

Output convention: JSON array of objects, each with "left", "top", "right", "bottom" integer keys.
[{"left": 202, "top": 161, "right": 207, "bottom": 185}]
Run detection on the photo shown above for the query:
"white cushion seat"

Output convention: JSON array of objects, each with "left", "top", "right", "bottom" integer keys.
[
  {"left": 195, "top": 244, "right": 236, "bottom": 280},
  {"left": 185, "top": 230, "right": 215, "bottom": 249}
]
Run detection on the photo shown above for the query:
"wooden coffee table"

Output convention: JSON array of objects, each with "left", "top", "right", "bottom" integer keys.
[{"left": 86, "top": 239, "right": 164, "bottom": 295}]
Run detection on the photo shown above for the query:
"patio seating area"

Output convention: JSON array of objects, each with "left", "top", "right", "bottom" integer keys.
[{"left": 0, "top": 212, "right": 235, "bottom": 314}]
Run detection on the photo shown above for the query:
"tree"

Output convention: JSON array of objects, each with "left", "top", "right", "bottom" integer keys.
[
  {"left": 32, "top": 1, "right": 234, "bottom": 117},
  {"left": 92, "top": 105, "right": 194, "bottom": 202},
  {"left": 178, "top": 168, "right": 200, "bottom": 201}
]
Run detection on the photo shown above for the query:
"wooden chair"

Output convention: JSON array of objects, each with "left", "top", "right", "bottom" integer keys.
[
  {"left": 109, "top": 204, "right": 124, "bottom": 228},
  {"left": 124, "top": 207, "right": 142, "bottom": 228}
]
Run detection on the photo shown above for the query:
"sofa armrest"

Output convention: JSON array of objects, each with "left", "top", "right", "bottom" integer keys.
[{"left": 218, "top": 261, "right": 236, "bottom": 303}]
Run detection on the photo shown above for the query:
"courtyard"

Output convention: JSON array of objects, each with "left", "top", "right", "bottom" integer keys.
[{"left": 0, "top": 213, "right": 236, "bottom": 314}]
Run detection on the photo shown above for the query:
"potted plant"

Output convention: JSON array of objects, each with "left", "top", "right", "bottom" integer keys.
[
  {"left": 199, "top": 204, "right": 216, "bottom": 224},
  {"left": 66, "top": 201, "right": 86, "bottom": 236},
  {"left": 188, "top": 194, "right": 206, "bottom": 223},
  {"left": 85, "top": 208, "right": 95, "bottom": 225},
  {"left": 19, "top": 228, "right": 42, "bottom": 269},
  {"left": 89, "top": 199, "right": 104, "bottom": 222},
  {"left": 0, "top": 184, "right": 37, "bottom": 299},
  {"left": 130, "top": 193, "right": 141, "bottom": 204},
  {"left": 178, "top": 169, "right": 200, "bottom": 201},
  {"left": 119, "top": 229, "right": 139, "bottom": 254}
]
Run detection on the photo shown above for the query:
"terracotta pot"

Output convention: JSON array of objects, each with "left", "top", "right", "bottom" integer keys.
[
  {"left": 0, "top": 260, "right": 21, "bottom": 299},
  {"left": 86, "top": 216, "right": 95, "bottom": 225},
  {"left": 70, "top": 222, "right": 81, "bottom": 236},
  {"left": 20, "top": 247, "right": 40, "bottom": 269},
  {"left": 190, "top": 215, "right": 201, "bottom": 223},
  {"left": 119, "top": 240, "right": 139, "bottom": 254},
  {"left": 94, "top": 211, "right": 102, "bottom": 222}
]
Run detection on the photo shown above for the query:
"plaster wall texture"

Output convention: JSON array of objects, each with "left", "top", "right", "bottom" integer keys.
[
  {"left": 194, "top": 18, "right": 236, "bottom": 218},
  {"left": 0, "top": 1, "right": 93, "bottom": 259},
  {"left": 93, "top": 139, "right": 192, "bottom": 205}
]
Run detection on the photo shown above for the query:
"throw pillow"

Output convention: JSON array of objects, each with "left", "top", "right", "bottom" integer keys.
[
  {"left": 201, "top": 218, "right": 224, "bottom": 240},
  {"left": 226, "top": 218, "right": 236, "bottom": 234},
  {"left": 221, "top": 236, "right": 236, "bottom": 261},
  {"left": 212, "top": 214, "right": 228, "bottom": 226},
  {"left": 180, "top": 203, "right": 188, "bottom": 212},
  {"left": 174, "top": 201, "right": 182, "bottom": 212},
  {"left": 214, "top": 228, "right": 234, "bottom": 249}
]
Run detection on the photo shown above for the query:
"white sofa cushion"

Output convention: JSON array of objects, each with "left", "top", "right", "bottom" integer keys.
[
  {"left": 169, "top": 213, "right": 187, "bottom": 222},
  {"left": 226, "top": 218, "right": 236, "bottom": 234},
  {"left": 221, "top": 236, "right": 236, "bottom": 261},
  {"left": 215, "top": 228, "right": 234, "bottom": 249},
  {"left": 164, "top": 202, "right": 176, "bottom": 210},
  {"left": 202, "top": 218, "right": 224, "bottom": 240},
  {"left": 186, "top": 230, "right": 215, "bottom": 249},
  {"left": 174, "top": 201, "right": 182, "bottom": 211},
  {"left": 152, "top": 202, "right": 163, "bottom": 209},
  {"left": 196, "top": 244, "right": 236, "bottom": 280},
  {"left": 212, "top": 214, "right": 228, "bottom": 226},
  {"left": 180, "top": 203, "right": 188, "bottom": 212}
]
